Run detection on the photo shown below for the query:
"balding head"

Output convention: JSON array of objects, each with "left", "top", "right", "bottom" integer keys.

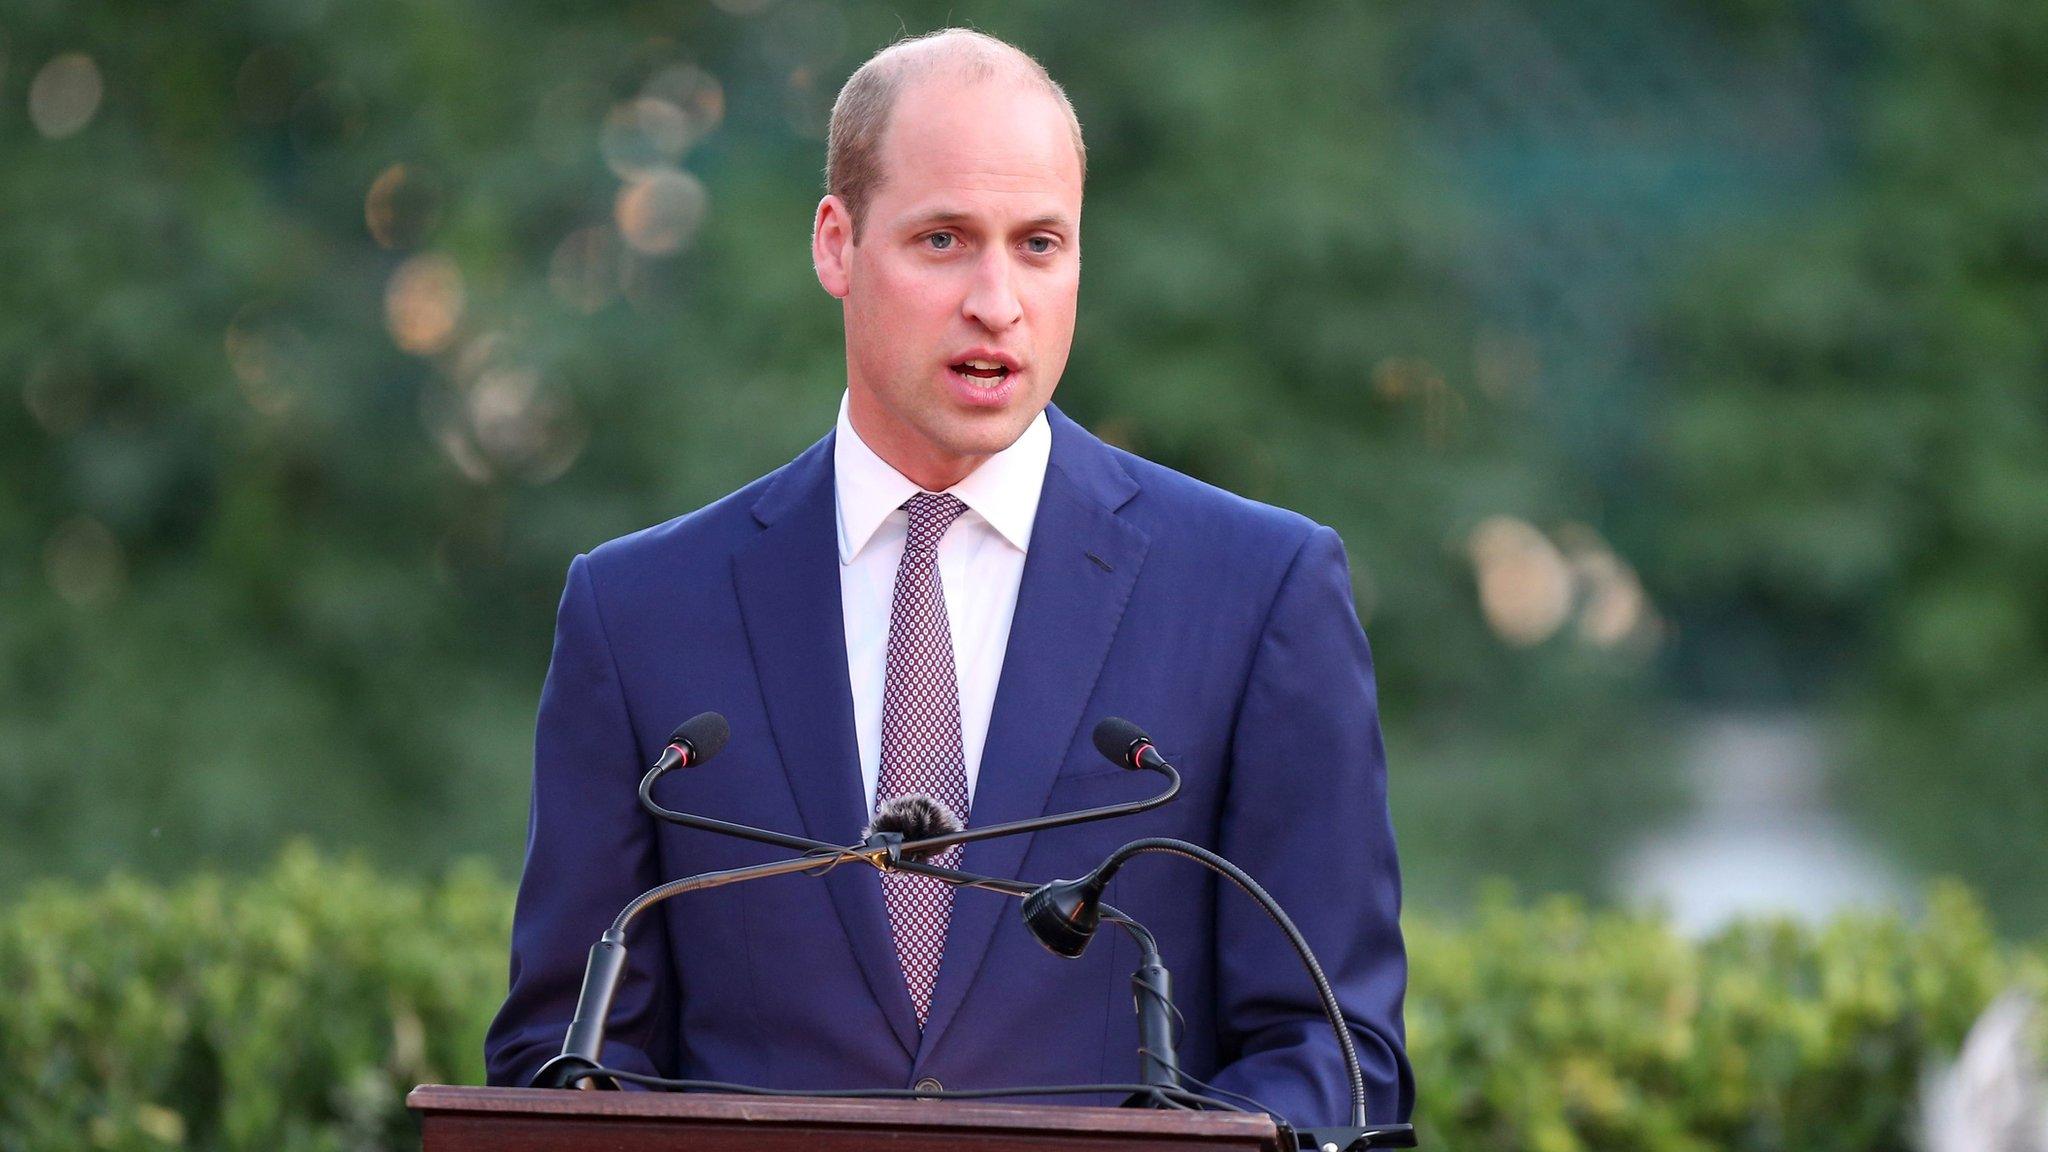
[{"left": 827, "top": 28, "right": 1086, "bottom": 240}]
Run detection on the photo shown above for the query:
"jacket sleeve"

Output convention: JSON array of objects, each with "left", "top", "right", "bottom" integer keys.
[
  {"left": 484, "top": 552, "right": 679, "bottom": 1087},
  {"left": 1206, "top": 525, "right": 1414, "bottom": 1126}
]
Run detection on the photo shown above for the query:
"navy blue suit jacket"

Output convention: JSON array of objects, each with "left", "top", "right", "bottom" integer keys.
[{"left": 484, "top": 406, "right": 1413, "bottom": 1126}]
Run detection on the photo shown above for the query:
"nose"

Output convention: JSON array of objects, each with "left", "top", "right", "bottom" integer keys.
[{"left": 961, "top": 249, "right": 1022, "bottom": 332}]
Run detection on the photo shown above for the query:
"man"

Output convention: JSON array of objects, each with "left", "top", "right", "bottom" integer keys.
[{"left": 485, "top": 28, "right": 1412, "bottom": 1127}]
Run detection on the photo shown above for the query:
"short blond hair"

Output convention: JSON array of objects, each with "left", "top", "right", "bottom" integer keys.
[{"left": 826, "top": 28, "right": 1086, "bottom": 240}]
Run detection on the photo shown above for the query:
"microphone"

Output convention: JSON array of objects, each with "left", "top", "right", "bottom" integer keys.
[
  {"left": 1092, "top": 717, "right": 1169, "bottom": 773},
  {"left": 1021, "top": 837, "right": 1407, "bottom": 1144},
  {"left": 862, "top": 794, "right": 963, "bottom": 862},
  {"left": 639, "top": 713, "right": 841, "bottom": 855},
  {"left": 653, "top": 712, "right": 730, "bottom": 772}
]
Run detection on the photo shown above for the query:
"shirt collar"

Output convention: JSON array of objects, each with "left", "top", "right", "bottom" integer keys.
[{"left": 834, "top": 391, "right": 1051, "bottom": 564}]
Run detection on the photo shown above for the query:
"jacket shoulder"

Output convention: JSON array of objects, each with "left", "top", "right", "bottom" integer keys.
[
  {"left": 574, "top": 440, "right": 810, "bottom": 593},
  {"left": 1106, "top": 444, "right": 1326, "bottom": 557},
  {"left": 587, "top": 476, "right": 766, "bottom": 567}
]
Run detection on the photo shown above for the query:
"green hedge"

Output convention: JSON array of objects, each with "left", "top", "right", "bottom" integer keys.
[
  {"left": 1, "top": 851, "right": 2039, "bottom": 1152},
  {"left": 0, "top": 848, "right": 505, "bottom": 1152},
  {"left": 1407, "top": 886, "right": 2041, "bottom": 1152}
]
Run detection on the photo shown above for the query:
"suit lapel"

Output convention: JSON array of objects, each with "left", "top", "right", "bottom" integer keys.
[
  {"left": 731, "top": 433, "right": 922, "bottom": 1059},
  {"left": 916, "top": 409, "right": 1149, "bottom": 1057}
]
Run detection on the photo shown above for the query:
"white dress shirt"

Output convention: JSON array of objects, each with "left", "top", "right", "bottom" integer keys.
[{"left": 834, "top": 393, "right": 1051, "bottom": 816}]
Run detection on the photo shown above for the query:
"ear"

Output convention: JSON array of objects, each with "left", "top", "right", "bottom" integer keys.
[{"left": 812, "top": 195, "right": 854, "bottom": 299}]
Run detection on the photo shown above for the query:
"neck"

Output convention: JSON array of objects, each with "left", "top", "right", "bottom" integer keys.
[{"left": 845, "top": 394, "right": 986, "bottom": 492}]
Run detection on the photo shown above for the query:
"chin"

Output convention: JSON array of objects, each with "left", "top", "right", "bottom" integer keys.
[{"left": 943, "top": 413, "right": 1035, "bottom": 456}]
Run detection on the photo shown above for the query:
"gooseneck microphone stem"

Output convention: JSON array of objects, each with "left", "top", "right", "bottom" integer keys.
[
  {"left": 608, "top": 837, "right": 1171, "bottom": 940},
  {"left": 539, "top": 847, "right": 886, "bottom": 1089},
  {"left": 887, "top": 755, "right": 1176, "bottom": 855},
  {"left": 612, "top": 850, "right": 866, "bottom": 936},
  {"left": 1066, "top": 838, "right": 1371, "bottom": 1129},
  {"left": 636, "top": 761, "right": 1181, "bottom": 859},
  {"left": 542, "top": 849, "right": 1178, "bottom": 1094},
  {"left": 638, "top": 767, "right": 845, "bottom": 855}
]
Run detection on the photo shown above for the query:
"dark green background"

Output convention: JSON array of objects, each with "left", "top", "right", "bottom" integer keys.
[{"left": 3, "top": 1, "right": 2043, "bottom": 926}]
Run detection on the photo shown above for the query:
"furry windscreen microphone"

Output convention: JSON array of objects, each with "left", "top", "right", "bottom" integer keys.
[{"left": 863, "top": 794, "right": 964, "bottom": 861}]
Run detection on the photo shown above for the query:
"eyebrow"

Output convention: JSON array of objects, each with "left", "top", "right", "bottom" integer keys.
[{"left": 898, "top": 208, "right": 1074, "bottom": 235}]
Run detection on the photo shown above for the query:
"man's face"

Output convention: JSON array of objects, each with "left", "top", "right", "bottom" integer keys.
[{"left": 814, "top": 75, "right": 1083, "bottom": 490}]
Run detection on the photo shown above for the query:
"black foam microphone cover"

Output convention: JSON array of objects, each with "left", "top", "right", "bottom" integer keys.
[
  {"left": 1092, "top": 717, "right": 1153, "bottom": 770},
  {"left": 669, "top": 712, "right": 730, "bottom": 763}
]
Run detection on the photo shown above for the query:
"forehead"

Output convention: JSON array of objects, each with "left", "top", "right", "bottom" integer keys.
[{"left": 874, "top": 75, "right": 1082, "bottom": 222}]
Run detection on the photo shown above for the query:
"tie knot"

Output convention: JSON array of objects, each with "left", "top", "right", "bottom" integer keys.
[{"left": 902, "top": 492, "right": 968, "bottom": 552}]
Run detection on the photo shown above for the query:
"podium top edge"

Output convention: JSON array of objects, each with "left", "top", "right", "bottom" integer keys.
[{"left": 407, "top": 1084, "right": 1281, "bottom": 1140}]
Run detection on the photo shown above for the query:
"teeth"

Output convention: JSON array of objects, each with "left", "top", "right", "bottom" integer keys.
[{"left": 963, "top": 359, "right": 1004, "bottom": 371}]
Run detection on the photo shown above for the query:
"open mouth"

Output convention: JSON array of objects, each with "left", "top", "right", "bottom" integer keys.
[{"left": 951, "top": 358, "right": 1012, "bottom": 383}]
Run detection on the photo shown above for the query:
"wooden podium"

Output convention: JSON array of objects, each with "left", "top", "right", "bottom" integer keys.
[{"left": 408, "top": 1085, "right": 1287, "bottom": 1151}]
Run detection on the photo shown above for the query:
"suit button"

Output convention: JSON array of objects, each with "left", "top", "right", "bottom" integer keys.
[{"left": 912, "top": 1077, "right": 944, "bottom": 1096}]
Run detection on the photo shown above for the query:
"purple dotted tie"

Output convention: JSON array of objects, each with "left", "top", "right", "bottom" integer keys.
[{"left": 875, "top": 492, "right": 972, "bottom": 1029}]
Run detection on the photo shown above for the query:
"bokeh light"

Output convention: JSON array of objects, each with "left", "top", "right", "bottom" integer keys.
[
  {"left": 615, "top": 170, "right": 709, "bottom": 256},
  {"left": 601, "top": 97, "right": 693, "bottom": 180},
  {"left": 644, "top": 64, "right": 725, "bottom": 142},
  {"left": 364, "top": 164, "right": 442, "bottom": 250},
  {"left": 1560, "top": 525, "right": 1658, "bottom": 652},
  {"left": 421, "top": 336, "right": 589, "bottom": 486},
  {"left": 1468, "top": 515, "right": 1573, "bottom": 647},
  {"left": 469, "top": 369, "right": 545, "bottom": 456},
  {"left": 29, "top": 53, "right": 102, "bottom": 139},
  {"left": 384, "top": 255, "right": 465, "bottom": 356},
  {"left": 1468, "top": 518, "right": 1663, "bottom": 653}
]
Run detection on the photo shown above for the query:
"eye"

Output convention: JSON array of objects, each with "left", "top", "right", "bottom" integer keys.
[
  {"left": 924, "top": 232, "right": 956, "bottom": 251},
  {"left": 1024, "top": 236, "right": 1056, "bottom": 255}
]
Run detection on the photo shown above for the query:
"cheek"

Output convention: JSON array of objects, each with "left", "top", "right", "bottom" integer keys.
[
  {"left": 865, "top": 267, "right": 956, "bottom": 335},
  {"left": 1026, "top": 270, "right": 1081, "bottom": 334}
]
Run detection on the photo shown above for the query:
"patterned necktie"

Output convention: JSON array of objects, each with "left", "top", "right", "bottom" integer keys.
[{"left": 875, "top": 491, "right": 972, "bottom": 1028}]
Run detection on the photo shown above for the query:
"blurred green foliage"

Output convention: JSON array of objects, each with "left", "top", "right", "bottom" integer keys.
[
  {"left": 0, "top": 0, "right": 2041, "bottom": 925},
  {"left": 0, "top": 848, "right": 505, "bottom": 1152},
  {"left": 2, "top": 852, "right": 2039, "bottom": 1151},
  {"left": 1410, "top": 883, "right": 2041, "bottom": 1151},
  {"left": 1641, "top": 0, "right": 2048, "bottom": 926}
]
